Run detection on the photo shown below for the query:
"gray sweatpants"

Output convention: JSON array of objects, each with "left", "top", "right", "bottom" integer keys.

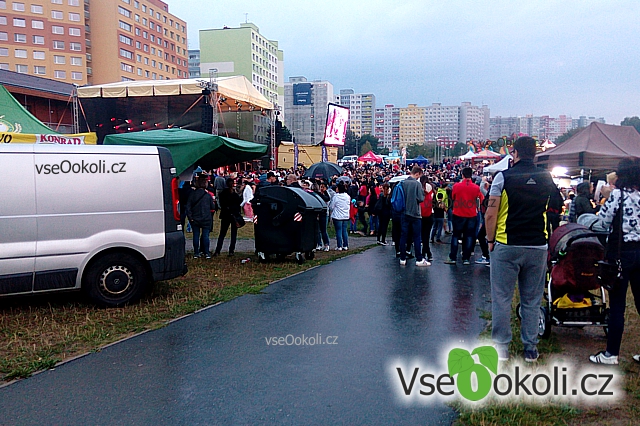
[{"left": 491, "top": 244, "right": 547, "bottom": 352}]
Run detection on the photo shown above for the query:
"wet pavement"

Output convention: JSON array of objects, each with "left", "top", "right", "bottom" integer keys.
[{"left": 0, "top": 242, "right": 491, "bottom": 425}]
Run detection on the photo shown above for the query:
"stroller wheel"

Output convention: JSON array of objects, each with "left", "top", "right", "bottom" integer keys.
[{"left": 539, "top": 306, "right": 552, "bottom": 339}]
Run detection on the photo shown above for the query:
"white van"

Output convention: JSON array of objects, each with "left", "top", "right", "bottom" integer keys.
[
  {"left": 338, "top": 155, "right": 358, "bottom": 167},
  {"left": 0, "top": 144, "right": 186, "bottom": 307}
]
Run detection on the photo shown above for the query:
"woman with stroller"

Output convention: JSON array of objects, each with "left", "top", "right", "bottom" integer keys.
[{"left": 590, "top": 158, "right": 640, "bottom": 364}]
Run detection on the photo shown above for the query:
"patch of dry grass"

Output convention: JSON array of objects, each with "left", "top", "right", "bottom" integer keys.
[{"left": 0, "top": 247, "right": 373, "bottom": 383}]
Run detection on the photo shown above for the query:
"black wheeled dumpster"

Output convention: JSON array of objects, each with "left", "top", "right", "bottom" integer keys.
[{"left": 252, "top": 186, "right": 327, "bottom": 263}]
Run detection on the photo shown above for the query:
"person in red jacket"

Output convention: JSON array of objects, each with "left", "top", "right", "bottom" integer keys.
[
  {"left": 420, "top": 176, "right": 434, "bottom": 262},
  {"left": 445, "top": 167, "right": 483, "bottom": 265}
]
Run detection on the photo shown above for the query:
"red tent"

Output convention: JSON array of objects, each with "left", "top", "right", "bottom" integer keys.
[
  {"left": 358, "top": 151, "right": 383, "bottom": 163},
  {"left": 474, "top": 150, "right": 501, "bottom": 159}
]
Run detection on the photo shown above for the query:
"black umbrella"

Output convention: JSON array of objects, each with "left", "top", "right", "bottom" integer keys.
[{"left": 303, "top": 162, "right": 343, "bottom": 180}]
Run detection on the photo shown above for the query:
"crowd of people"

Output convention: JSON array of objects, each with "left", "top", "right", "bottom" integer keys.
[{"left": 180, "top": 137, "right": 640, "bottom": 365}]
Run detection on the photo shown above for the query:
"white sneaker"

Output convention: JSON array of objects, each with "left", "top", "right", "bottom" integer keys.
[
  {"left": 589, "top": 351, "right": 619, "bottom": 365},
  {"left": 324, "top": 245, "right": 330, "bottom": 252},
  {"left": 343, "top": 247, "right": 348, "bottom": 251},
  {"left": 335, "top": 247, "right": 342, "bottom": 251},
  {"left": 416, "top": 259, "right": 431, "bottom": 267},
  {"left": 399, "top": 259, "right": 406, "bottom": 266},
  {"left": 315, "top": 245, "right": 323, "bottom": 251}
]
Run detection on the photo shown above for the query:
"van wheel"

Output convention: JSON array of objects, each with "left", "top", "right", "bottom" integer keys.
[{"left": 83, "top": 253, "right": 148, "bottom": 307}]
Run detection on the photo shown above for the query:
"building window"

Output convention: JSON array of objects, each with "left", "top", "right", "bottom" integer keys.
[
  {"left": 151, "top": 72, "right": 156, "bottom": 79},
  {"left": 149, "top": 21, "right": 154, "bottom": 30},
  {"left": 16, "top": 64, "right": 28, "bottom": 73},
  {"left": 32, "top": 19, "right": 44, "bottom": 29},
  {"left": 121, "top": 0, "right": 130, "bottom": 3},
  {"left": 119, "top": 48, "right": 133, "bottom": 59},
  {"left": 14, "top": 33, "right": 26, "bottom": 42},
  {"left": 53, "top": 40, "right": 64, "bottom": 49},
  {"left": 33, "top": 35, "right": 44, "bottom": 44},
  {"left": 0, "top": 48, "right": 6, "bottom": 56},
  {"left": 134, "top": 14, "right": 139, "bottom": 22},
  {"left": 52, "top": 26, "right": 63, "bottom": 34},
  {"left": 0, "top": 31, "right": 5, "bottom": 40},
  {"left": 136, "top": 53, "right": 141, "bottom": 61},
  {"left": 150, "top": 34, "right": 154, "bottom": 42},
  {"left": 0, "top": 1, "right": 4, "bottom": 9},
  {"left": 119, "top": 34, "right": 132, "bottom": 45},
  {"left": 31, "top": 4, "right": 43, "bottom": 13},
  {"left": 71, "top": 71, "right": 82, "bottom": 80},
  {"left": 0, "top": 63, "right": 8, "bottom": 69},
  {"left": 137, "top": 67, "right": 141, "bottom": 75},
  {"left": 51, "top": 10, "right": 63, "bottom": 19},
  {"left": 69, "top": 42, "right": 81, "bottom": 51},
  {"left": 134, "top": 0, "right": 139, "bottom": 8},
  {"left": 14, "top": 49, "right": 27, "bottom": 57},
  {"left": 119, "top": 21, "right": 131, "bottom": 31},
  {"left": 118, "top": 6, "right": 130, "bottom": 18},
  {"left": 70, "top": 56, "right": 81, "bottom": 65},
  {"left": 120, "top": 62, "right": 133, "bottom": 72},
  {"left": 135, "top": 41, "right": 140, "bottom": 49},
  {"left": 68, "top": 12, "right": 80, "bottom": 21},
  {"left": 0, "top": 17, "right": 6, "bottom": 25},
  {"left": 142, "top": 30, "right": 147, "bottom": 38},
  {"left": 54, "top": 55, "right": 65, "bottom": 63},
  {"left": 54, "top": 70, "right": 66, "bottom": 78},
  {"left": 69, "top": 27, "right": 80, "bottom": 36},
  {"left": 68, "top": 0, "right": 79, "bottom": 5},
  {"left": 141, "top": 4, "right": 145, "bottom": 12},
  {"left": 34, "top": 65, "right": 46, "bottom": 75},
  {"left": 51, "top": 0, "right": 62, "bottom": 3},
  {"left": 143, "top": 44, "right": 148, "bottom": 52},
  {"left": 142, "top": 17, "right": 146, "bottom": 25},
  {"left": 12, "top": 2, "right": 24, "bottom": 11},
  {"left": 134, "top": 27, "right": 140, "bottom": 36},
  {"left": 13, "top": 17, "right": 25, "bottom": 27}
]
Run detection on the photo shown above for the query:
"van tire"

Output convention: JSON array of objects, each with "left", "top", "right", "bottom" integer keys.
[{"left": 83, "top": 253, "right": 148, "bottom": 307}]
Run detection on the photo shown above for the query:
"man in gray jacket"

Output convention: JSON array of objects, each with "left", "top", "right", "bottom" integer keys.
[{"left": 399, "top": 166, "right": 430, "bottom": 266}]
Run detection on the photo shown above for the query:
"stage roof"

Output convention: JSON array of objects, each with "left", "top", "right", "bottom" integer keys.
[{"left": 77, "top": 76, "right": 273, "bottom": 110}]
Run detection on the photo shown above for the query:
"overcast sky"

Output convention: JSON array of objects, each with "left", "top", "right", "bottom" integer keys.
[{"left": 170, "top": 0, "right": 639, "bottom": 124}]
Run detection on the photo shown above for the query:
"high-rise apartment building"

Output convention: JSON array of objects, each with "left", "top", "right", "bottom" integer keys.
[
  {"left": 374, "top": 104, "right": 399, "bottom": 151},
  {"left": 424, "top": 103, "right": 459, "bottom": 144},
  {"left": 489, "top": 114, "right": 604, "bottom": 142},
  {"left": 337, "top": 89, "right": 375, "bottom": 137},
  {"left": 399, "top": 104, "right": 426, "bottom": 147},
  {"left": 0, "top": 0, "right": 188, "bottom": 85},
  {"left": 0, "top": 0, "right": 87, "bottom": 84},
  {"left": 284, "top": 76, "right": 334, "bottom": 145},
  {"left": 459, "top": 102, "right": 490, "bottom": 143},
  {"left": 188, "top": 48, "right": 199, "bottom": 77},
  {"left": 199, "top": 22, "right": 283, "bottom": 110},
  {"left": 89, "top": 0, "right": 188, "bottom": 84}
]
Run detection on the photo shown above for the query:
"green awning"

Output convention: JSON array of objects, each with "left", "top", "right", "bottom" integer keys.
[
  {"left": 0, "top": 84, "right": 61, "bottom": 134},
  {"left": 103, "top": 128, "right": 267, "bottom": 174}
]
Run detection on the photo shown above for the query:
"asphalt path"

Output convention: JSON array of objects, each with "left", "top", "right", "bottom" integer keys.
[{"left": 0, "top": 242, "right": 492, "bottom": 425}]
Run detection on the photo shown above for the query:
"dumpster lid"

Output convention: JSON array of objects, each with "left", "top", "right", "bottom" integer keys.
[{"left": 286, "top": 187, "right": 326, "bottom": 210}]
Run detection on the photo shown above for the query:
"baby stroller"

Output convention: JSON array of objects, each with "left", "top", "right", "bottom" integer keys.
[{"left": 517, "top": 223, "right": 609, "bottom": 338}]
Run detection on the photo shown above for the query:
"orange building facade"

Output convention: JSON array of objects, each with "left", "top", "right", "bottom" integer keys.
[
  {"left": 88, "top": 0, "right": 188, "bottom": 84},
  {"left": 0, "top": 0, "right": 188, "bottom": 86}
]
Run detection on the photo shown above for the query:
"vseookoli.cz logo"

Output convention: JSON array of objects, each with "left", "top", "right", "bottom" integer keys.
[
  {"left": 35, "top": 160, "right": 127, "bottom": 175},
  {"left": 390, "top": 345, "right": 622, "bottom": 405}
]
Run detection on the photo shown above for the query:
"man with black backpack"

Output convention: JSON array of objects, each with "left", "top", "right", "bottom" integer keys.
[{"left": 395, "top": 166, "right": 430, "bottom": 266}]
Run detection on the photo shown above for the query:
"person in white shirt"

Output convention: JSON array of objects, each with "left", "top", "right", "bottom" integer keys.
[
  {"left": 329, "top": 182, "right": 351, "bottom": 251},
  {"left": 240, "top": 181, "right": 255, "bottom": 221}
]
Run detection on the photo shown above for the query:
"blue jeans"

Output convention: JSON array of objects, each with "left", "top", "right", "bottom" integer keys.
[
  {"left": 349, "top": 218, "right": 357, "bottom": 232},
  {"left": 369, "top": 214, "right": 379, "bottom": 234},
  {"left": 333, "top": 219, "right": 349, "bottom": 249},
  {"left": 447, "top": 208, "right": 453, "bottom": 232},
  {"left": 431, "top": 218, "right": 444, "bottom": 241},
  {"left": 192, "top": 224, "right": 211, "bottom": 256},
  {"left": 606, "top": 248, "right": 640, "bottom": 356},
  {"left": 399, "top": 214, "right": 423, "bottom": 262},
  {"left": 491, "top": 244, "right": 547, "bottom": 351},
  {"left": 449, "top": 215, "right": 478, "bottom": 261}
]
